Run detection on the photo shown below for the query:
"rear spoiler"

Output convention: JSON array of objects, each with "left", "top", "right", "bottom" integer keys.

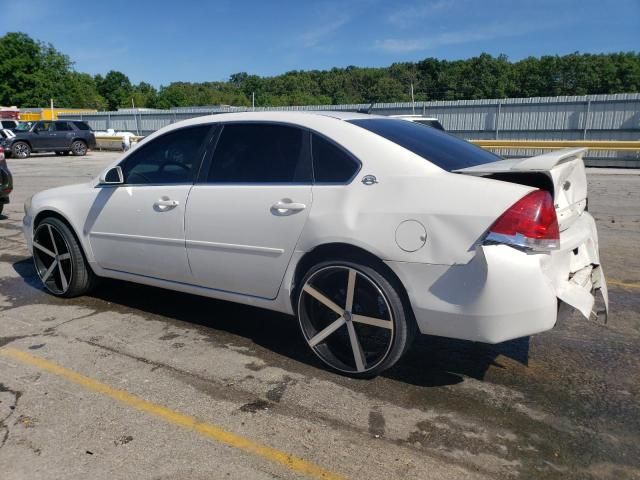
[{"left": 453, "top": 147, "right": 588, "bottom": 174}]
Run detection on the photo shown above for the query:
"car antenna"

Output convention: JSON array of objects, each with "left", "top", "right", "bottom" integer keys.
[{"left": 356, "top": 102, "right": 375, "bottom": 114}]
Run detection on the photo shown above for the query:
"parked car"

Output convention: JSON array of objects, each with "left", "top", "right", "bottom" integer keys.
[
  {"left": 389, "top": 115, "right": 445, "bottom": 130},
  {"left": 0, "top": 119, "right": 19, "bottom": 131},
  {"left": 22, "top": 112, "right": 607, "bottom": 377},
  {"left": 1, "top": 120, "right": 96, "bottom": 158},
  {"left": 0, "top": 147, "right": 12, "bottom": 216}
]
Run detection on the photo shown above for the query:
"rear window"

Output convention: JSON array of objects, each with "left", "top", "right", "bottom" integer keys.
[
  {"left": 73, "top": 121, "right": 91, "bottom": 131},
  {"left": 348, "top": 118, "right": 500, "bottom": 171}
]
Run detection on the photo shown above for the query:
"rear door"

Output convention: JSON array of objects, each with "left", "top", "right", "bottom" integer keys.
[
  {"left": 51, "top": 121, "right": 74, "bottom": 149},
  {"left": 185, "top": 123, "right": 313, "bottom": 299}
]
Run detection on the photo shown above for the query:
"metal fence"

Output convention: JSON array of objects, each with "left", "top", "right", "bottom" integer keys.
[{"left": 60, "top": 93, "right": 640, "bottom": 167}]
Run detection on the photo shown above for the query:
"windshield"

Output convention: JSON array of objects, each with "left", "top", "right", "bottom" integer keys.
[
  {"left": 348, "top": 118, "right": 500, "bottom": 171},
  {"left": 14, "top": 122, "right": 32, "bottom": 131}
]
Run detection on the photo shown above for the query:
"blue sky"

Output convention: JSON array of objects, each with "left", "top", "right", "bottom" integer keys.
[{"left": 1, "top": 0, "right": 638, "bottom": 86}]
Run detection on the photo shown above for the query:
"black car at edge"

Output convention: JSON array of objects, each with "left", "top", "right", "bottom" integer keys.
[
  {"left": 1, "top": 120, "right": 96, "bottom": 158},
  {"left": 0, "top": 146, "right": 12, "bottom": 216}
]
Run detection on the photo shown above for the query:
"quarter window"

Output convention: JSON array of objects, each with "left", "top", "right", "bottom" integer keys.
[
  {"left": 73, "top": 121, "right": 91, "bottom": 131},
  {"left": 311, "top": 134, "right": 359, "bottom": 183},
  {"left": 207, "top": 124, "right": 311, "bottom": 183},
  {"left": 121, "top": 125, "right": 211, "bottom": 184}
]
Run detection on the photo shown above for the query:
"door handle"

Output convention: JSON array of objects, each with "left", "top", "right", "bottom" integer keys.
[
  {"left": 271, "top": 200, "right": 306, "bottom": 215},
  {"left": 154, "top": 197, "right": 179, "bottom": 210}
]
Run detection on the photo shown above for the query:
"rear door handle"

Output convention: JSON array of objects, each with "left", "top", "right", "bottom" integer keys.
[
  {"left": 271, "top": 200, "right": 306, "bottom": 215},
  {"left": 154, "top": 197, "right": 179, "bottom": 210}
]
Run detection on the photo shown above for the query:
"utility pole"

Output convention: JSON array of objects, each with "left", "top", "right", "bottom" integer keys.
[
  {"left": 410, "top": 83, "right": 415, "bottom": 114},
  {"left": 252, "top": 92, "right": 255, "bottom": 111},
  {"left": 50, "top": 98, "right": 54, "bottom": 120}
]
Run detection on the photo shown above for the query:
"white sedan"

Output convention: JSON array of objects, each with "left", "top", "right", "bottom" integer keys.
[{"left": 22, "top": 112, "right": 607, "bottom": 377}]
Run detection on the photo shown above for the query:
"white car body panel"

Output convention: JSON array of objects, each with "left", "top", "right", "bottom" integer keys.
[
  {"left": 23, "top": 111, "right": 607, "bottom": 345},
  {"left": 185, "top": 184, "right": 313, "bottom": 299}
]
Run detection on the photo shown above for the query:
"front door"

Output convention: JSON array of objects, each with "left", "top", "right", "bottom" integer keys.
[
  {"left": 30, "top": 121, "right": 54, "bottom": 150},
  {"left": 89, "top": 124, "right": 213, "bottom": 282},
  {"left": 186, "top": 123, "right": 313, "bottom": 299}
]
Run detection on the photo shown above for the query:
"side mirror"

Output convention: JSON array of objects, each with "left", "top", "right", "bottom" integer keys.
[{"left": 99, "top": 166, "right": 124, "bottom": 185}]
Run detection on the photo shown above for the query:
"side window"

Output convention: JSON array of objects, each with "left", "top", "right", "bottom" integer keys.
[
  {"left": 73, "top": 121, "right": 91, "bottom": 131},
  {"left": 311, "top": 134, "right": 360, "bottom": 183},
  {"left": 35, "top": 121, "right": 52, "bottom": 132},
  {"left": 121, "top": 125, "right": 211, "bottom": 185},
  {"left": 207, "top": 123, "right": 311, "bottom": 183},
  {"left": 54, "top": 122, "right": 72, "bottom": 131}
]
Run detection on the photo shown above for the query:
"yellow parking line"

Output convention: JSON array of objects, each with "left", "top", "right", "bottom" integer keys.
[
  {"left": 608, "top": 279, "right": 640, "bottom": 290},
  {"left": 0, "top": 348, "right": 345, "bottom": 480}
]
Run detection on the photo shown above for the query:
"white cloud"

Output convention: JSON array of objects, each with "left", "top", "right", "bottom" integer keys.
[
  {"left": 299, "top": 14, "right": 351, "bottom": 48},
  {"left": 387, "top": 0, "right": 453, "bottom": 28},
  {"left": 375, "top": 21, "right": 559, "bottom": 53}
]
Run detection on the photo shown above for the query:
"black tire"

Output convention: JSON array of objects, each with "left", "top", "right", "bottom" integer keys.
[
  {"left": 70, "top": 140, "right": 87, "bottom": 156},
  {"left": 297, "top": 259, "right": 416, "bottom": 378},
  {"left": 33, "top": 217, "right": 97, "bottom": 297},
  {"left": 0, "top": 203, "right": 4, "bottom": 216},
  {"left": 12, "top": 141, "right": 31, "bottom": 158}
]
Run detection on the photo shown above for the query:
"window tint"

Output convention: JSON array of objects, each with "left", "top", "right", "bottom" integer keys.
[
  {"left": 207, "top": 124, "right": 311, "bottom": 183},
  {"left": 414, "top": 120, "right": 445, "bottom": 131},
  {"left": 121, "top": 125, "right": 211, "bottom": 184},
  {"left": 348, "top": 118, "right": 500, "bottom": 171},
  {"left": 1, "top": 120, "right": 17, "bottom": 129},
  {"left": 35, "top": 121, "right": 53, "bottom": 132},
  {"left": 54, "top": 121, "right": 72, "bottom": 131},
  {"left": 311, "top": 134, "right": 359, "bottom": 183},
  {"left": 73, "top": 121, "right": 91, "bottom": 131}
]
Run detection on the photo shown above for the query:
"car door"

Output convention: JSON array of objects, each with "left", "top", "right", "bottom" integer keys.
[
  {"left": 30, "top": 121, "right": 53, "bottom": 150},
  {"left": 88, "top": 124, "right": 213, "bottom": 282},
  {"left": 51, "top": 121, "right": 75, "bottom": 149},
  {"left": 185, "top": 123, "right": 313, "bottom": 299}
]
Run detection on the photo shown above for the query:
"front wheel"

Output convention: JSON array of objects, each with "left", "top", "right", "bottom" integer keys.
[
  {"left": 12, "top": 141, "right": 31, "bottom": 158},
  {"left": 70, "top": 140, "right": 87, "bottom": 156},
  {"left": 32, "top": 217, "right": 97, "bottom": 297},
  {"left": 297, "top": 260, "right": 415, "bottom": 378}
]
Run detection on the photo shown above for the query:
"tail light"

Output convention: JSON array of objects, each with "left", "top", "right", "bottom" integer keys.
[{"left": 485, "top": 190, "right": 559, "bottom": 251}]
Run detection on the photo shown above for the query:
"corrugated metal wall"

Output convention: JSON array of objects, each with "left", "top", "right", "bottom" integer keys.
[{"left": 59, "top": 93, "right": 640, "bottom": 166}]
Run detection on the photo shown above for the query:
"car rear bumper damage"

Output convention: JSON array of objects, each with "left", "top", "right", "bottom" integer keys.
[{"left": 386, "top": 212, "right": 607, "bottom": 344}]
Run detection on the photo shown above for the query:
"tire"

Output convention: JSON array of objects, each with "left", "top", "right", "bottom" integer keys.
[
  {"left": 0, "top": 203, "right": 4, "bottom": 216},
  {"left": 296, "top": 259, "right": 416, "bottom": 378},
  {"left": 12, "top": 141, "right": 31, "bottom": 159},
  {"left": 32, "top": 216, "right": 97, "bottom": 297},
  {"left": 70, "top": 140, "right": 87, "bottom": 156}
]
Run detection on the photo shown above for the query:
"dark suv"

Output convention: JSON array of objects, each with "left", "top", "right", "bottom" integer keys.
[
  {"left": 0, "top": 147, "right": 12, "bottom": 216},
  {"left": 1, "top": 120, "right": 96, "bottom": 158}
]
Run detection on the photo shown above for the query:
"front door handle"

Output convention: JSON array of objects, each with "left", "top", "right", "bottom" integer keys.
[
  {"left": 154, "top": 197, "right": 179, "bottom": 211},
  {"left": 271, "top": 199, "right": 306, "bottom": 215}
]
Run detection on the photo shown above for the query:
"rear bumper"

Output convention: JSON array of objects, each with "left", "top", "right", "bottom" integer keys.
[{"left": 386, "top": 212, "right": 606, "bottom": 344}]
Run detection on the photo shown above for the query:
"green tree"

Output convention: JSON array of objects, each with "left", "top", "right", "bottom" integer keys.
[{"left": 96, "top": 70, "right": 133, "bottom": 110}]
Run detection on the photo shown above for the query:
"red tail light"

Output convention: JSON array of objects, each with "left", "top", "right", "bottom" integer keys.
[{"left": 486, "top": 190, "right": 559, "bottom": 250}]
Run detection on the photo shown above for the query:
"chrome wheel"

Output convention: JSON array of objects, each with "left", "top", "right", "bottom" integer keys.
[
  {"left": 71, "top": 141, "right": 87, "bottom": 155},
  {"left": 13, "top": 142, "right": 30, "bottom": 158},
  {"left": 33, "top": 223, "right": 73, "bottom": 295},
  {"left": 298, "top": 265, "right": 395, "bottom": 374}
]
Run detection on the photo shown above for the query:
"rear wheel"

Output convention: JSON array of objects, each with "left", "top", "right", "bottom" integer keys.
[
  {"left": 297, "top": 260, "right": 415, "bottom": 378},
  {"left": 12, "top": 141, "right": 30, "bottom": 158},
  {"left": 71, "top": 140, "right": 87, "bottom": 156},
  {"left": 32, "top": 217, "right": 96, "bottom": 297}
]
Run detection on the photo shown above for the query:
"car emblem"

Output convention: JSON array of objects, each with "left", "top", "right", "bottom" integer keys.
[{"left": 362, "top": 175, "right": 378, "bottom": 186}]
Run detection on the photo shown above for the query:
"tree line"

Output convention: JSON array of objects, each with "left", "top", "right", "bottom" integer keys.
[{"left": 1, "top": 32, "right": 639, "bottom": 111}]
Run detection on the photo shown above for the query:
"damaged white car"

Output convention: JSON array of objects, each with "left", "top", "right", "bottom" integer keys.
[{"left": 22, "top": 112, "right": 607, "bottom": 377}]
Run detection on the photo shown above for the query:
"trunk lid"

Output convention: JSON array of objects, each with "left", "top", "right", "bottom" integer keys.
[{"left": 454, "top": 147, "right": 588, "bottom": 231}]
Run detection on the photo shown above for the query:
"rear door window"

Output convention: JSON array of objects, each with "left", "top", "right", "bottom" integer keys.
[
  {"left": 207, "top": 123, "right": 311, "bottom": 183},
  {"left": 349, "top": 118, "right": 500, "bottom": 171},
  {"left": 311, "top": 134, "right": 360, "bottom": 183},
  {"left": 54, "top": 122, "right": 73, "bottom": 131}
]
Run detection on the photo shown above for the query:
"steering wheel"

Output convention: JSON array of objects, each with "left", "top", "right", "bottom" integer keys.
[{"left": 158, "top": 160, "right": 190, "bottom": 173}]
